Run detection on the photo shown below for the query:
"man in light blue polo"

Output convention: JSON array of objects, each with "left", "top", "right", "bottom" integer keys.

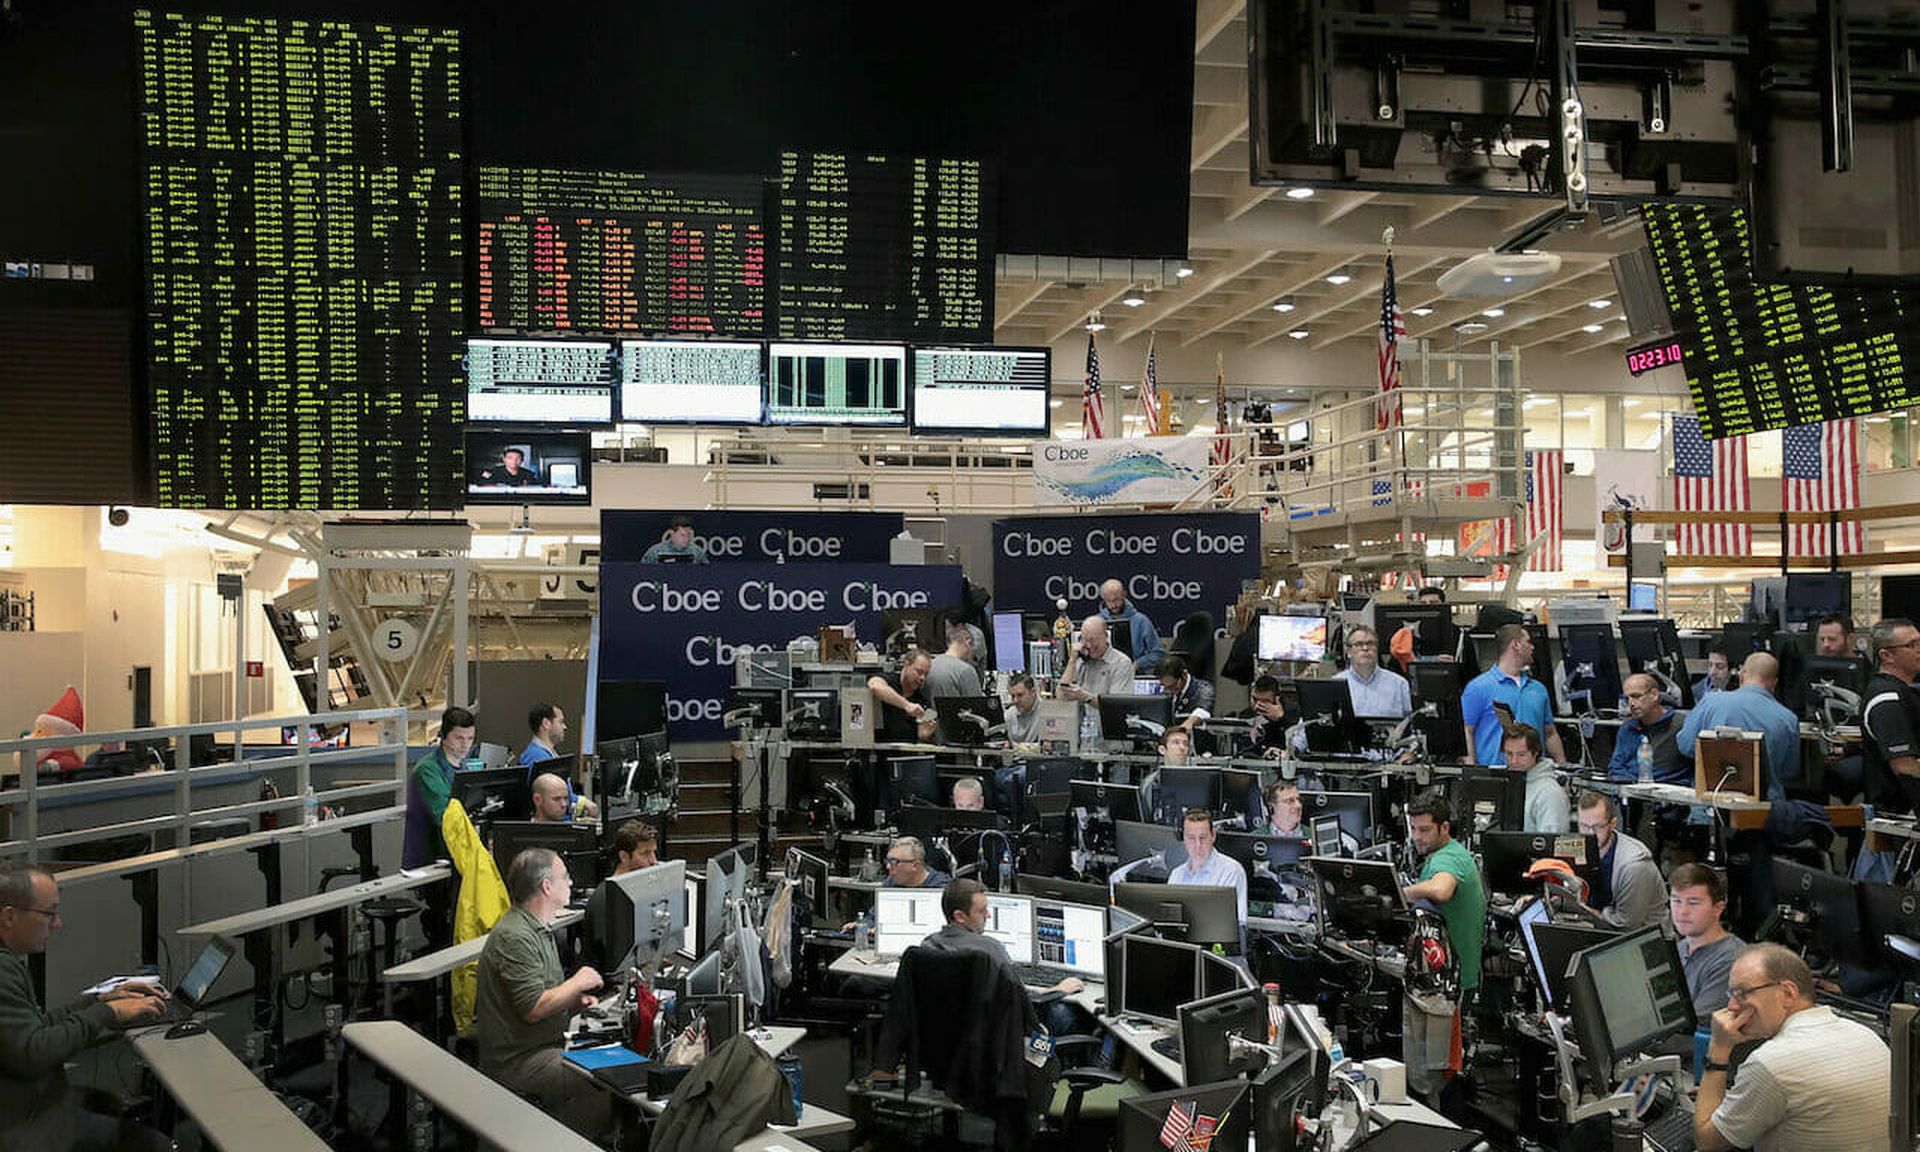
[
  {"left": 1460, "top": 623, "right": 1566, "bottom": 765},
  {"left": 1677, "top": 651, "right": 1801, "bottom": 802},
  {"left": 1166, "top": 808, "right": 1247, "bottom": 922}
]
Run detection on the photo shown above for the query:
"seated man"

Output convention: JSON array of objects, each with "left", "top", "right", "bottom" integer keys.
[
  {"left": 1502, "top": 724, "right": 1570, "bottom": 834},
  {"left": 529, "top": 772, "right": 591, "bottom": 823},
  {"left": 1608, "top": 673, "right": 1692, "bottom": 783},
  {"left": 475, "top": 848, "right": 614, "bottom": 1143},
  {"left": 913, "top": 878, "right": 1087, "bottom": 1041},
  {"left": 1137, "top": 726, "right": 1192, "bottom": 822},
  {"left": 868, "top": 649, "right": 937, "bottom": 743},
  {"left": 1167, "top": 808, "right": 1248, "bottom": 922},
  {"left": 518, "top": 704, "right": 599, "bottom": 820},
  {"left": 951, "top": 776, "right": 987, "bottom": 811},
  {"left": 1242, "top": 674, "right": 1290, "bottom": 758},
  {"left": 0, "top": 866, "right": 168, "bottom": 1152},
  {"left": 882, "top": 837, "right": 950, "bottom": 890},
  {"left": 1575, "top": 791, "right": 1668, "bottom": 929},
  {"left": 1262, "top": 780, "right": 1305, "bottom": 838},
  {"left": 1003, "top": 672, "right": 1042, "bottom": 746},
  {"left": 1695, "top": 943, "right": 1889, "bottom": 1152},
  {"left": 578, "top": 820, "right": 659, "bottom": 971},
  {"left": 1668, "top": 863, "right": 1743, "bottom": 1024},
  {"left": 1157, "top": 654, "right": 1214, "bottom": 731}
]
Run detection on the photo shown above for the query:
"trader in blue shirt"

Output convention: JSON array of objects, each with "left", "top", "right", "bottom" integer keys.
[
  {"left": 1098, "top": 579, "right": 1164, "bottom": 673},
  {"left": 520, "top": 703, "right": 595, "bottom": 819},
  {"left": 1676, "top": 652, "right": 1801, "bottom": 801},
  {"left": 1166, "top": 808, "right": 1248, "bottom": 922},
  {"left": 1460, "top": 623, "right": 1566, "bottom": 766}
]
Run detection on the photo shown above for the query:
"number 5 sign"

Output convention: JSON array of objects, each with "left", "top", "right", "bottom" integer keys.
[{"left": 376, "top": 618, "right": 419, "bottom": 662}]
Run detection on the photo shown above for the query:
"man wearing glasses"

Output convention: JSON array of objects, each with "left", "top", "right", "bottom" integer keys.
[
  {"left": 880, "top": 837, "right": 949, "bottom": 890},
  {"left": 0, "top": 865, "right": 169, "bottom": 1151},
  {"left": 1694, "top": 942, "right": 1888, "bottom": 1152},
  {"left": 1856, "top": 618, "right": 1920, "bottom": 881},
  {"left": 1331, "top": 625, "right": 1411, "bottom": 720}
]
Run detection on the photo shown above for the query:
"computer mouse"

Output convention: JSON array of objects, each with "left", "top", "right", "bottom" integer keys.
[{"left": 165, "top": 1020, "right": 208, "bottom": 1039}]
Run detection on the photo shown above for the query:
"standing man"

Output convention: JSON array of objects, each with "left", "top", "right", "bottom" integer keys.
[
  {"left": 1694, "top": 943, "right": 1889, "bottom": 1152},
  {"left": 1608, "top": 673, "right": 1693, "bottom": 783},
  {"left": 1856, "top": 617, "right": 1920, "bottom": 880},
  {"left": 1668, "top": 863, "right": 1743, "bottom": 1023},
  {"left": 640, "top": 515, "right": 709, "bottom": 564},
  {"left": 1098, "top": 579, "right": 1164, "bottom": 672},
  {"left": 404, "top": 705, "right": 476, "bottom": 869},
  {"left": 1334, "top": 625, "right": 1412, "bottom": 719},
  {"left": 868, "top": 649, "right": 937, "bottom": 743},
  {"left": 1501, "top": 724, "right": 1570, "bottom": 834},
  {"left": 520, "top": 703, "right": 567, "bottom": 770},
  {"left": 0, "top": 866, "right": 168, "bottom": 1152},
  {"left": 1575, "top": 791, "right": 1668, "bottom": 928},
  {"left": 1816, "top": 613, "right": 1858, "bottom": 657},
  {"left": 475, "top": 849, "right": 614, "bottom": 1142},
  {"left": 1677, "top": 652, "right": 1801, "bottom": 801},
  {"left": 1694, "top": 644, "right": 1734, "bottom": 702},
  {"left": 1460, "top": 624, "right": 1566, "bottom": 766},
  {"left": 1401, "top": 792, "right": 1486, "bottom": 996},
  {"left": 1157, "top": 654, "right": 1215, "bottom": 730},
  {"left": 1059, "top": 618, "right": 1136, "bottom": 754},
  {"left": 579, "top": 821, "right": 660, "bottom": 971},
  {"left": 1166, "top": 809, "right": 1249, "bottom": 922},
  {"left": 927, "top": 623, "right": 985, "bottom": 702}
]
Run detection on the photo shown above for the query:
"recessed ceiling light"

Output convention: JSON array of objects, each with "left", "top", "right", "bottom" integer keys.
[
  {"left": 1285, "top": 186, "right": 1316, "bottom": 200},
  {"left": 1121, "top": 288, "right": 1147, "bottom": 307},
  {"left": 1325, "top": 268, "right": 1352, "bottom": 286},
  {"left": 1271, "top": 297, "right": 1296, "bottom": 313},
  {"left": 1501, "top": 275, "right": 1514, "bottom": 284},
  {"left": 1482, "top": 308, "right": 1505, "bottom": 318},
  {"left": 1581, "top": 323, "right": 1604, "bottom": 333},
  {"left": 1175, "top": 263, "right": 1194, "bottom": 279},
  {"left": 1086, "top": 319, "right": 1107, "bottom": 332},
  {"left": 1410, "top": 306, "right": 1434, "bottom": 317},
  {"left": 1049, "top": 399, "right": 1063, "bottom": 409},
  {"left": 1288, "top": 328, "right": 1310, "bottom": 340},
  {"left": 1589, "top": 298, "right": 1612, "bottom": 309},
  {"left": 1456, "top": 320, "right": 1489, "bottom": 334}
]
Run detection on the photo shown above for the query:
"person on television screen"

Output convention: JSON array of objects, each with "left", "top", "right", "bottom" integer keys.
[{"left": 478, "top": 446, "right": 540, "bottom": 487}]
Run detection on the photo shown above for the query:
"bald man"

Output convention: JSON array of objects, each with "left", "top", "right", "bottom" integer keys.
[
  {"left": 529, "top": 772, "right": 594, "bottom": 823},
  {"left": 1097, "top": 579, "right": 1163, "bottom": 672},
  {"left": 1608, "top": 672, "right": 1692, "bottom": 783},
  {"left": 1677, "top": 651, "right": 1802, "bottom": 801},
  {"left": 1058, "top": 616, "right": 1137, "bottom": 707}
]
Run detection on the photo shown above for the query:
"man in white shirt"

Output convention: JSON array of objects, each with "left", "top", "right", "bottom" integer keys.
[
  {"left": 1166, "top": 809, "right": 1248, "bottom": 922},
  {"left": 1335, "top": 625, "right": 1412, "bottom": 719},
  {"left": 1696, "top": 942, "right": 1889, "bottom": 1152}
]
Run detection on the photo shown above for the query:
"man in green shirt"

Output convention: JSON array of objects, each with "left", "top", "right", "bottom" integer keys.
[
  {"left": 475, "top": 847, "right": 613, "bottom": 1142},
  {"left": 403, "top": 705, "right": 476, "bottom": 870},
  {"left": 1401, "top": 791, "right": 1486, "bottom": 991}
]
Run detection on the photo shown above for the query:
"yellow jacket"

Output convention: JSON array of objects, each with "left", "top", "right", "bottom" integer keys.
[{"left": 442, "top": 798, "right": 508, "bottom": 1034}]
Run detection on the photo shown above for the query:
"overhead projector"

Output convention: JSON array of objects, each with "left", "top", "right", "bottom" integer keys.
[{"left": 1435, "top": 250, "right": 1563, "bottom": 297}]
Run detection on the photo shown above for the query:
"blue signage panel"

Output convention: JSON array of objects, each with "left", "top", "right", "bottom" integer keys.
[
  {"left": 600, "top": 510, "right": 903, "bottom": 564},
  {"left": 989, "top": 512, "right": 1261, "bottom": 628}
]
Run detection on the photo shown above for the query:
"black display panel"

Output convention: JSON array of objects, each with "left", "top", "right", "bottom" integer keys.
[
  {"left": 1640, "top": 204, "right": 1920, "bottom": 439},
  {"left": 467, "top": 338, "right": 615, "bottom": 427},
  {"left": 775, "top": 152, "right": 992, "bottom": 343},
  {"left": 766, "top": 341, "right": 907, "bottom": 426},
  {"left": 465, "top": 428, "right": 591, "bottom": 505},
  {"left": 475, "top": 166, "right": 767, "bottom": 338},
  {"left": 620, "top": 339, "right": 765, "bottom": 425},
  {"left": 136, "top": 11, "right": 465, "bottom": 510},
  {"left": 909, "top": 344, "right": 1049, "bottom": 436}
]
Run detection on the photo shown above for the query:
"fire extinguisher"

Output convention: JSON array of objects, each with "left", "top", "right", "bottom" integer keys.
[{"left": 260, "top": 779, "right": 281, "bottom": 830}]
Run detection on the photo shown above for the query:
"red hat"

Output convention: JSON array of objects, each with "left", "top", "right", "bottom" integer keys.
[{"left": 36, "top": 686, "right": 83, "bottom": 737}]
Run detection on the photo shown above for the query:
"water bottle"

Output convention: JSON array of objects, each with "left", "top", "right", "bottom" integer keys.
[
  {"left": 855, "top": 910, "right": 873, "bottom": 953},
  {"left": 998, "top": 847, "right": 1014, "bottom": 892},
  {"left": 1636, "top": 738, "right": 1655, "bottom": 784},
  {"left": 302, "top": 785, "right": 318, "bottom": 827},
  {"left": 777, "top": 1055, "right": 805, "bottom": 1121}
]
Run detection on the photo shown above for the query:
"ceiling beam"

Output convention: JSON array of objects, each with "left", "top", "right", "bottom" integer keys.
[
  {"left": 1249, "top": 255, "right": 1443, "bottom": 349},
  {"left": 1463, "top": 268, "right": 1617, "bottom": 343},
  {"left": 1401, "top": 262, "right": 1611, "bottom": 342},
  {"left": 1178, "top": 255, "right": 1356, "bottom": 346},
  {"left": 1046, "top": 282, "right": 1141, "bottom": 344},
  {"left": 1111, "top": 248, "right": 1280, "bottom": 343},
  {"left": 1195, "top": 0, "right": 1246, "bottom": 54},
  {"left": 1317, "top": 191, "right": 1380, "bottom": 226},
  {"left": 1190, "top": 95, "right": 1249, "bottom": 173},
  {"left": 994, "top": 280, "right": 1055, "bottom": 330}
]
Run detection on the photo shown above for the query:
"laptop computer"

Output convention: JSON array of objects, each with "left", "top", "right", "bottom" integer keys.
[{"left": 154, "top": 935, "right": 237, "bottom": 1021}]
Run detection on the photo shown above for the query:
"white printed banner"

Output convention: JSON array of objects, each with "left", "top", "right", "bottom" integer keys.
[
  {"left": 1592, "top": 449, "right": 1662, "bottom": 554},
  {"left": 1032, "top": 437, "right": 1214, "bottom": 506}
]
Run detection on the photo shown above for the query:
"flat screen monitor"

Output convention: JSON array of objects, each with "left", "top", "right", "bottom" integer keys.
[
  {"left": 1069, "top": 780, "right": 1144, "bottom": 825},
  {"left": 1784, "top": 573, "right": 1851, "bottom": 625},
  {"left": 991, "top": 611, "right": 1028, "bottom": 674},
  {"left": 728, "top": 686, "right": 785, "bottom": 729},
  {"left": 489, "top": 821, "right": 600, "bottom": 888},
  {"left": 788, "top": 848, "right": 833, "bottom": 930},
  {"left": 1306, "top": 856, "right": 1406, "bottom": 939},
  {"left": 1772, "top": 858, "right": 1865, "bottom": 965},
  {"left": 1153, "top": 767, "right": 1223, "bottom": 825},
  {"left": 702, "top": 845, "right": 756, "bottom": 952},
  {"left": 1862, "top": 881, "right": 1920, "bottom": 970},
  {"left": 1376, "top": 604, "right": 1457, "bottom": 662},
  {"left": 983, "top": 893, "right": 1035, "bottom": 964},
  {"left": 1297, "top": 790, "right": 1372, "bottom": 846},
  {"left": 1517, "top": 900, "right": 1618, "bottom": 1011},
  {"left": 882, "top": 606, "right": 948, "bottom": 656},
  {"left": 172, "top": 936, "right": 236, "bottom": 1008},
  {"left": 1259, "top": 615, "right": 1329, "bottom": 662},
  {"left": 1105, "top": 618, "right": 1134, "bottom": 661},
  {"left": 1565, "top": 925, "right": 1697, "bottom": 1093},
  {"left": 909, "top": 344, "right": 1050, "bottom": 435},
  {"left": 1627, "top": 581, "right": 1658, "bottom": 613},
  {"left": 934, "top": 697, "right": 1005, "bottom": 747},
  {"left": 600, "top": 859, "right": 688, "bottom": 970},
  {"left": 1559, "top": 624, "right": 1625, "bottom": 713},
  {"left": 1886, "top": 574, "right": 1920, "bottom": 623},
  {"left": 1178, "top": 985, "right": 1268, "bottom": 1085},
  {"left": 1118, "top": 1081, "right": 1249, "bottom": 1152},
  {"left": 874, "top": 887, "right": 946, "bottom": 957},
  {"left": 1618, "top": 618, "right": 1693, "bottom": 707},
  {"left": 1114, "top": 819, "right": 1182, "bottom": 868},
  {"left": 1218, "top": 768, "right": 1264, "bottom": 822},
  {"left": 1214, "top": 831, "right": 1306, "bottom": 872},
  {"left": 1525, "top": 623, "right": 1561, "bottom": 713},
  {"left": 596, "top": 680, "right": 668, "bottom": 744},
  {"left": 1097, "top": 694, "right": 1174, "bottom": 745},
  {"left": 1480, "top": 831, "right": 1603, "bottom": 897},
  {"left": 1103, "top": 916, "right": 1153, "bottom": 1003},
  {"left": 1200, "top": 948, "right": 1254, "bottom": 998},
  {"left": 1410, "top": 662, "right": 1468, "bottom": 759},
  {"left": 465, "top": 428, "right": 592, "bottom": 505},
  {"left": 1457, "top": 767, "right": 1529, "bottom": 840},
  {"left": 1117, "top": 934, "right": 1203, "bottom": 1025},
  {"left": 1111, "top": 882, "right": 1241, "bottom": 949},
  {"left": 1290, "top": 679, "right": 1368, "bottom": 755},
  {"left": 619, "top": 338, "right": 765, "bottom": 425},
  {"left": 1798, "top": 655, "right": 1871, "bottom": 720},
  {"left": 786, "top": 688, "right": 841, "bottom": 740},
  {"left": 680, "top": 875, "right": 703, "bottom": 960},
  {"left": 466, "top": 337, "right": 616, "bottom": 426},
  {"left": 454, "top": 765, "right": 531, "bottom": 820},
  {"left": 1016, "top": 873, "right": 1110, "bottom": 908},
  {"left": 886, "top": 755, "right": 940, "bottom": 807},
  {"left": 1032, "top": 898, "right": 1107, "bottom": 977},
  {"left": 767, "top": 341, "right": 908, "bottom": 426}
]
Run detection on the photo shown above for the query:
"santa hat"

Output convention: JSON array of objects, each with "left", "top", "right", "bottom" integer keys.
[{"left": 36, "top": 686, "right": 83, "bottom": 737}]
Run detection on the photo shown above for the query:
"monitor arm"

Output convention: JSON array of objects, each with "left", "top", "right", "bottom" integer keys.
[
  {"left": 1124, "top": 714, "right": 1167, "bottom": 740},
  {"left": 723, "top": 706, "right": 761, "bottom": 730},
  {"left": 1813, "top": 682, "right": 1862, "bottom": 731},
  {"left": 957, "top": 709, "right": 1007, "bottom": 740},
  {"left": 1544, "top": 1012, "right": 1686, "bottom": 1127}
]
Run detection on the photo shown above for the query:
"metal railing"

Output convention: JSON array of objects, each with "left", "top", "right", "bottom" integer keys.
[{"left": 0, "top": 706, "right": 411, "bottom": 865}]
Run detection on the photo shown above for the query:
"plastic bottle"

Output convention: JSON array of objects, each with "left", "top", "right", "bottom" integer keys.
[
  {"left": 1263, "top": 983, "right": 1281, "bottom": 1044},
  {"left": 1636, "top": 738, "right": 1655, "bottom": 784},
  {"left": 855, "top": 910, "right": 873, "bottom": 953},
  {"left": 998, "top": 846, "right": 1014, "bottom": 892},
  {"left": 302, "top": 785, "right": 318, "bottom": 827}
]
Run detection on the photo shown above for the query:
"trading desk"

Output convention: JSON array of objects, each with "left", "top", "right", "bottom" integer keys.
[
  {"left": 825, "top": 947, "right": 1107, "bottom": 1016},
  {"left": 132, "top": 1027, "right": 331, "bottom": 1151},
  {"left": 1616, "top": 781, "right": 1864, "bottom": 832}
]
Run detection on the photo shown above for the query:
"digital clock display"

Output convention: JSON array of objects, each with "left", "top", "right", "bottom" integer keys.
[{"left": 1625, "top": 340, "right": 1685, "bottom": 377}]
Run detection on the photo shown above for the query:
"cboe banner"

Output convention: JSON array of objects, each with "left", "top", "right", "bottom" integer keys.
[
  {"left": 597, "top": 562, "right": 964, "bottom": 741},
  {"left": 1030, "top": 437, "right": 1213, "bottom": 506},
  {"left": 990, "top": 512, "right": 1260, "bottom": 627},
  {"left": 600, "top": 510, "right": 904, "bottom": 564}
]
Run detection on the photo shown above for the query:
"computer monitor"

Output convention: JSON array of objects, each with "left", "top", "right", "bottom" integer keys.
[
  {"left": 788, "top": 848, "right": 834, "bottom": 931},
  {"left": 1410, "top": 662, "right": 1468, "bottom": 759},
  {"left": 1785, "top": 572, "right": 1851, "bottom": 625},
  {"left": 786, "top": 688, "right": 841, "bottom": 740},
  {"left": 1290, "top": 679, "right": 1370, "bottom": 755},
  {"left": 1069, "top": 780, "right": 1144, "bottom": 825},
  {"left": 1297, "top": 790, "right": 1373, "bottom": 846},
  {"left": 1627, "top": 582, "right": 1658, "bottom": 613},
  {"left": 600, "top": 859, "right": 688, "bottom": 970},
  {"left": 1797, "top": 655, "right": 1871, "bottom": 722},
  {"left": 1618, "top": 617, "right": 1694, "bottom": 709},
  {"left": 1250, "top": 1018, "right": 1325, "bottom": 1152},
  {"left": 1259, "top": 615, "right": 1329, "bottom": 662},
  {"left": 465, "top": 428, "right": 592, "bottom": 505},
  {"left": 489, "top": 821, "right": 601, "bottom": 887},
  {"left": 679, "top": 874, "right": 702, "bottom": 960},
  {"left": 991, "top": 611, "right": 1028, "bottom": 674},
  {"left": 1105, "top": 618, "right": 1135, "bottom": 662},
  {"left": 1525, "top": 622, "right": 1562, "bottom": 713},
  {"left": 1032, "top": 898, "right": 1108, "bottom": 977},
  {"left": 1306, "top": 856, "right": 1406, "bottom": 939},
  {"left": 983, "top": 893, "right": 1035, "bottom": 964},
  {"left": 1772, "top": 858, "right": 1866, "bottom": 966},
  {"left": 1097, "top": 693, "right": 1175, "bottom": 745},
  {"left": 1111, "top": 882, "right": 1241, "bottom": 950},
  {"left": 597, "top": 680, "right": 668, "bottom": 743},
  {"left": 1033, "top": 699, "right": 1082, "bottom": 748},
  {"left": 873, "top": 887, "right": 946, "bottom": 957},
  {"left": 1721, "top": 621, "right": 1773, "bottom": 662},
  {"left": 455, "top": 765, "right": 532, "bottom": 821},
  {"left": 1153, "top": 767, "right": 1223, "bottom": 825},
  {"left": 1214, "top": 831, "right": 1306, "bottom": 872},
  {"left": 1178, "top": 985, "right": 1268, "bottom": 1085},
  {"left": 882, "top": 606, "right": 947, "bottom": 656},
  {"left": 1103, "top": 916, "right": 1153, "bottom": 1004},
  {"left": 934, "top": 697, "right": 1006, "bottom": 747},
  {"left": 1517, "top": 902, "right": 1618, "bottom": 1011},
  {"left": 886, "top": 755, "right": 941, "bottom": 808},
  {"left": 702, "top": 845, "right": 756, "bottom": 952},
  {"left": 1479, "top": 831, "right": 1603, "bottom": 897},
  {"left": 1019, "top": 758, "right": 1091, "bottom": 824},
  {"left": 1558, "top": 624, "right": 1625, "bottom": 714},
  {"left": 1892, "top": 1004, "right": 1920, "bottom": 1152},
  {"left": 728, "top": 686, "right": 786, "bottom": 729},
  {"left": 1861, "top": 881, "right": 1920, "bottom": 971},
  {"left": 1456, "top": 767, "right": 1530, "bottom": 841},
  {"left": 1115, "top": 818, "right": 1182, "bottom": 868},
  {"left": 171, "top": 936, "right": 236, "bottom": 1009},
  {"left": 1116, "top": 1079, "right": 1248, "bottom": 1152},
  {"left": 1117, "top": 934, "right": 1204, "bottom": 1025},
  {"left": 1376, "top": 603, "right": 1457, "bottom": 662},
  {"left": 1016, "top": 873, "right": 1110, "bottom": 908},
  {"left": 1565, "top": 925, "right": 1697, "bottom": 1093},
  {"left": 1217, "top": 768, "right": 1265, "bottom": 823},
  {"left": 1200, "top": 948, "right": 1254, "bottom": 999}
]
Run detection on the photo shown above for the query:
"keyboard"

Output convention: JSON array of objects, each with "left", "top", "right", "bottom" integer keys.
[
  {"left": 1014, "top": 962, "right": 1066, "bottom": 988},
  {"left": 1643, "top": 1100, "right": 1696, "bottom": 1152},
  {"left": 1150, "top": 1035, "right": 1183, "bottom": 1061}
]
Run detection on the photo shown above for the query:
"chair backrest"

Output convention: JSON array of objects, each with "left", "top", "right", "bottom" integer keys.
[
  {"left": 888, "top": 945, "right": 1030, "bottom": 1094},
  {"left": 1171, "top": 612, "right": 1216, "bottom": 675}
]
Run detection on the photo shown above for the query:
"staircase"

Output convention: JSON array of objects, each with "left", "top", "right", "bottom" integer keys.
[{"left": 664, "top": 752, "right": 823, "bottom": 869}]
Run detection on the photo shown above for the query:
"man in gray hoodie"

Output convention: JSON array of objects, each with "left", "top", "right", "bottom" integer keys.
[
  {"left": 1576, "top": 791, "right": 1668, "bottom": 928},
  {"left": 1502, "top": 724, "right": 1569, "bottom": 834}
]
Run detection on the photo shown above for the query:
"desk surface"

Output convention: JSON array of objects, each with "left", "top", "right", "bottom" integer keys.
[
  {"left": 1100, "top": 1012, "right": 1185, "bottom": 1084},
  {"left": 180, "top": 863, "right": 451, "bottom": 938},
  {"left": 826, "top": 948, "right": 1106, "bottom": 1014},
  {"left": 384, "top": 907, "right": 583, "bottom": 982},
  {"left": 132, "top": 1028, "right": 331, "bottom": 1151},
  {"left": 343, "top": 1020, "right": 602, "bottom": 1152},
  {"left": 569, "top": 1026, "right": 849, "bottom": 1146},
  {"left": 55, "top": 805, "right": 405, "bottom": 886}
]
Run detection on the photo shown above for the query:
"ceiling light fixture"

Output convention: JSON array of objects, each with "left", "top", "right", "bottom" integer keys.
[
  {"left": 1325, "top": 267, "right": 1352, "bottom": 286},
  {"left": 1288, "top": 328, "right": 1310, "bottom": 340},
  {"left": 1589, "top": 298, "right": 1612, "bottom": 309},
  {"left": 1121, "top": 287, "right": 1147, "bottom": 307},
  {"left": 1285, "top": 186, "right": 1316, "bottom": 200},
  {"left": 1271, "top": 297, "right": 1296, "bottom": 313},
  {"left": 1581, "top": 323, "right": 1604, "bottom": 333},
  {"left": 1482, "top": 307, "right": 1505, "bottom": 318},
  {"left": 1456, "top": 320, "right": 1489, "bottom": 334},
  {"left": 1410, "top": 305, "right": 1435, "bottom": 317},
  {"left": 1175, "top": 263, "right": 1194, "bottom": 279}
]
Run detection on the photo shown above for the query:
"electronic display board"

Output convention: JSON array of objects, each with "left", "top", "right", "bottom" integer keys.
[
  {"left": 137, "top": 11, "right": 466, "bottom": 510},
  {"left": 910, "top": 345, "right": 1050, "bottom": 435},
  {"left": 467, "top": 338, "right": 615, "bottom": 426},
  {"left": 1623, "top": 339, "right": 1685, "bottom": 378},
  {"left": 766, "top": 341, "right": 907, "bottom": 427},
  {"left": 775, "top": 151, "right": 992, "bottom": 343},
  {"left": 476, "top": 166, "right": 767, "bottom": 338},
  {"left": 1640, "top": 204, "right": 1920, "bottom": 439},
  {"left": 620, "top": 339, "right": 764, "bottom": 425}
]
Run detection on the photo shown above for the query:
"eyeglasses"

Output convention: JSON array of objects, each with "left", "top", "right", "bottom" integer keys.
[
  {"left": 1889, "top": 639, "right": 1920, "bottom": 651},
  {"left": 17, "top": 906, "right": 58, "bottom": 920},
  {"left": 1726, "top": 981, "right": 1779, "bottom": 1003},
  {"left": 1347, "top": 641, "right": 1378, "bottom": 649},
  {"left": 883, "top": 856, "right": 914, "bottom": 868}
]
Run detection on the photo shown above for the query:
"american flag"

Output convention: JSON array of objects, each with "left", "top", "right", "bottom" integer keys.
[
  {"left": 1210, "top": 353, "right": 1232, "bottom": 494},
  {"left": 1081, "top": 331, "right": 1106, "bottom": 439},
  {"left": 1784, "top": 418, "right": 1865, "bottom": 556},
  {"left": 1376, "top": 253, "right": 1406, "bottom": 431},
  {"left": 1486, "top": 452, "right": 1561, "bottom": 569},
  {"left": 1158, "top": 1098, "right": 1196, "bottom": 1150},
  {"left": 1672, "top": 412, "right": 1751, "bottom": 555},
  {"left": 1141, "top": 333, "right": 1162, "bottom": 435}
]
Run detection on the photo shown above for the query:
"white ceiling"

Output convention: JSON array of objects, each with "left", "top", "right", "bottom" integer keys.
[{"left": 991, "top": 1, "right": 1647, "bottom": 362}]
